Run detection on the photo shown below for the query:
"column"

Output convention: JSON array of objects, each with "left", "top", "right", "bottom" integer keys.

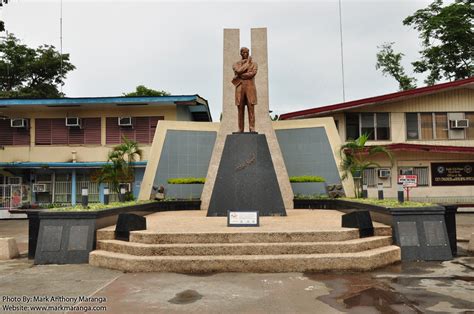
[{"left": 71, "top": 170, "right": 77, "bottom": 206}]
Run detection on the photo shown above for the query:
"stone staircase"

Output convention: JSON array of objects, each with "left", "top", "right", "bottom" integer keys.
[{"left": 89, "top": 227, "right": 401, "bottom": 273}]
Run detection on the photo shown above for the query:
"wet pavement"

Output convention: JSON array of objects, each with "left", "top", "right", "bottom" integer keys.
[
  {"left": 0, "top": 217, "right": 473, "bottom": 313},
  {"left": 0, "top": 257, "right": 473, "bottom": 313}
]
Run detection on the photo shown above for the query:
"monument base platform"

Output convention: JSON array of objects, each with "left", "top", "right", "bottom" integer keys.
[{"left": 89, "top": 210, "right": 401, "bottom": 273}]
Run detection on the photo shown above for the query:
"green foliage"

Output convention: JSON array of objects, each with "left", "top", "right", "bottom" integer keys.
[
  {"left": 339, "top": 134, "right": 393, "bottom": 198},
  {"left": 294, "top": 193, "right": 329, "bottom": 200},
  {"left": 404, "top": 0, "right": 473, "bottom": 84},
  {"left": 376, "top": 0, "right": 473, "bottom": 86},
  {"left": 289, "top": 176, "right": 326, "bottom": 183},
  {"left": 123, "top": 85, "right": 170, "bottom": 97},
  {"left": 341, "top": 198, "right": 434, "bottom": 208},
  {"left": 167, "top": 177, "right": 206, "bottom": 184},
  {"left": 95, "top": 136, "right": 143, "bottom": 194},
  {"left": 376, "top": 43, "right": 417, "bottom": 91},
  {"left": 48, "top": 201, "right": 153, "bottom": 212},
  {"left": 0, "top": 34, "right": 75, "bottom": 98}
]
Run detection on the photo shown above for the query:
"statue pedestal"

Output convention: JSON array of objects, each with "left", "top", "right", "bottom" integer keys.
[{"left": 207, "top": 133, "right": 287, "bottom": 217}]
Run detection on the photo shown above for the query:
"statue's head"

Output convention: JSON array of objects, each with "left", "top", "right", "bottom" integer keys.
[{"left": 240, "top": 47, "right": 249, "bottom": 60}]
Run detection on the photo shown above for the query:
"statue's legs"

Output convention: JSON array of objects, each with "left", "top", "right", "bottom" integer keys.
[
  {"left": 248, "top": 104, "right": 255, "bottom": 132},
  {"left": 237, "top": 104, "right": 245, "bottom": 132}
]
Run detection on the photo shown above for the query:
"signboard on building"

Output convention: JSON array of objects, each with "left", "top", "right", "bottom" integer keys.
[
  {"left": 431, "top": 162, "right": 474, "bottom": 186},
  {"left": 398, "top": 175, "right": 418, "bottom": 187}
]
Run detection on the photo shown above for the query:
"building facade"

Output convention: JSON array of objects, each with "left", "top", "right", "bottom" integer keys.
[
  {"left": 280, "top": 77, "right": 474, "bottom": 203},
  {"left": 0, "top": 95, "right": 211, "bottom": 218}
]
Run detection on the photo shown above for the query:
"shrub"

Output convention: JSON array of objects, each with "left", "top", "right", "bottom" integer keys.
[
  {"left": 289, "top": 176, "right": 325, "bottom": 183},
  {"left": 167, "top": 177, "right": 206, "bottom": 184}
]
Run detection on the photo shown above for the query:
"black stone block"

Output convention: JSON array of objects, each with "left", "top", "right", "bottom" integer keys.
[
  {"left": 115, "top": 213, "right": 147, "bottom": 241},
  {"left": 341, "top": 211, "right": 374, "bottom": 238},
  {"left": 207, "top": 133, "right": 286, "bottom": 217},
  {"left": 391, "top": 207, "right": 452, "bottom": 261}
]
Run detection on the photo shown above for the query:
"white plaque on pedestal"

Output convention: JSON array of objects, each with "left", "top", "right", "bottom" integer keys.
[{"left": 227, "top": 211, "right": 260, "bottom": 227}]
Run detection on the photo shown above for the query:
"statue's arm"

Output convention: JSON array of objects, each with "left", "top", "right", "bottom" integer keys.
[
  {"left": 239, "top": 62, "right": 258, "bottom": 79},
  {"left": 233, "top": 61, "right": 250, "bottom": 75}
]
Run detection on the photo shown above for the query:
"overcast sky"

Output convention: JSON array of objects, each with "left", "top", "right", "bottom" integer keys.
[{"left": 2, "top": 0, "right": 441, "bottom": 120}]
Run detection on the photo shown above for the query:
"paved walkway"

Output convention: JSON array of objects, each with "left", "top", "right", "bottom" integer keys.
[
  {"left": 0, "top": 257, "right": 473, "bottom": 313},
  {"left": 0, "top": 213, "right": 473, "bottom": 313}
]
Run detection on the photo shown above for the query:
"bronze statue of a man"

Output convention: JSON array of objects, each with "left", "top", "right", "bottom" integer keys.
[{"left": 232, "top": 47, "right": 258, "bottom": 132}]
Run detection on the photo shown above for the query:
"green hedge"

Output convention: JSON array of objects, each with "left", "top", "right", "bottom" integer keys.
[
  {"left": 167, "top": 177, "right": 206, "bottom": 184},
  {"left": 289, "top": 176, "right": 325, "bottom": 183}
]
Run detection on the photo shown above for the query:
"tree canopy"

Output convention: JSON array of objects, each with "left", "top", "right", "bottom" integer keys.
[
  {"left": 123, "top": 85, "right": 170, "bottom": 97},
  {"left": 0, "top": 34, "right": 75, "bottom": 98},
  {"left": 376, "top": 0, "right": 473, "bottom": 90}
]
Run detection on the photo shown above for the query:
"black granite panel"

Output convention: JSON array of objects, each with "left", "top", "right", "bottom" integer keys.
[{"left": 207, "top": 134, "right": 286, "bottom": 216}]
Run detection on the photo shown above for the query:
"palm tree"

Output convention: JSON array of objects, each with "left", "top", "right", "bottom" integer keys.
[
  {"left": 339, "top": 134, "right": 392, "bottom": 198},
  {"left": 96, "top": 136, "right": 143, "bottom": 197}
]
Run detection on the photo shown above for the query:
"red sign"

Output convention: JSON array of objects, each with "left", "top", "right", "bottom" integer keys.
[{"left": 398, "top": 175, "right": 418, "bottom": 187}]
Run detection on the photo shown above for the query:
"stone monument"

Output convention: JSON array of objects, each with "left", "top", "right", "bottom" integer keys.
[{"left": 202, "top": 28, "right": 293, "bottom": 216}]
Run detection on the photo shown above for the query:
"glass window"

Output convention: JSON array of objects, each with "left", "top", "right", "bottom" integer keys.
[
  {"left": 363, "top": 168, "right": 377, "bottom": 187},
  {"left": 346, "top": 113, "right": 360, "bottom": 140},
  {"left": 376, "top": 113, "right": 390, "bottom": 140},
  {"left": 466, "top": 112, "right": 474, "bottom": 140},
  {"left": 435, "top": 113, "right": 448, "bottom": 140},
  {"left": 361, "top": 113, "right": 375, "bottom": 140},
  {"left": 406, "top": 113, "right": 419, "bottom": 140},
  {"left": 414, "top": 167, "right": 429, "bottom": 186},
  {"left": 420, "top": 113, "right": 434, "bottom": 140}
]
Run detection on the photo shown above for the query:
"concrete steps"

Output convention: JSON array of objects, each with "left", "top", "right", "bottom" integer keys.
[
  {"left": 97, "top": 236, "right": 393, "bottom": 256},
  {"left": 90, "top": 228, "right": 400, "bottom": 272},
  {"left": 89, "top": 245, "right": 401, "bottom": 273}
]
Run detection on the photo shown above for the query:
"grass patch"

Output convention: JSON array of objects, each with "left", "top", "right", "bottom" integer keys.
[
  {"left": 341, "top": 198, "right": 434, "bottom": 208},
  {"left": 167, "top": 177, "right": 206, "bottom": 184},
  {"left": 289, "top": 176, "right": 325, "bottom": 183},
  {"left": 48, "top": 200, "right": 154, "bottom": 212}
]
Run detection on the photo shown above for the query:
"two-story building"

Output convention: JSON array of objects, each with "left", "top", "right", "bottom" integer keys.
[
  {"left": 0, "top": 95, "right": 211, "bottom": 218},
  {"left": 280, "top": 77, "right": 474, "bottom": 203}
]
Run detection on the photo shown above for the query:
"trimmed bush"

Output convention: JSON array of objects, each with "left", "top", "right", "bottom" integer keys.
[
  {"left": 289, "top": 176, "right": 325, "bottom": 183},
  {"left": 167, "top": 177, "right": 206, "bottom": 184}
]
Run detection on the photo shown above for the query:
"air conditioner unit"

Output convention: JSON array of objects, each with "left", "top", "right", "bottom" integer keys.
[
  {"left": 10, "top": 118, "right": 27, "bottom": 128},
  {"left": 449, "top": 119, "right": 469, "bottom": 129},
  {"left": 119, "top": 183, "right": 132, "bottom": 192},
  {"left": 378, "top": 168, "right": 391, "bottom": 178},
  {"left": 118, "top": 117, "right": 133, "bottom": 127},
  {"left": 33, "top": 183, "right": 49, "bottom": 193},
  {"left": 65, "top": 117, "right": 82, "bottom": 127}
]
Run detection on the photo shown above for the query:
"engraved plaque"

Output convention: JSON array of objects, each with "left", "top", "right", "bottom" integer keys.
[
  {"left": 397, "top": 221, "right": 419, "bottom": 247},
  {"left": 423, "top": 221, "right": 447, "bottom": 246},
  {"left": 68, "top": 225, "right": 89, "bottom": 251},
  {"left": 41, "top": 226, "right": 63, "bottom": 252}
]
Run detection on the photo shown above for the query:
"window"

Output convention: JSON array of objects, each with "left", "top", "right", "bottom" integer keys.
[
  {"left": 467, "top": 112, "right": 474, "bottom": 139},
  {"left": 363, "top": 168, "right": 377, "bottom": 187},
  {"left": 346, "top": 113, "right": 359, "bottom": 140},
  {"left": 406, "top": 113, "right": 419, "bottom": 140},
  {"left": 0, "top": 119, "right": 31, "bottom": 146},
  {"left": 420, "top": 113, "right": 434, "bottom": 140},
  {"left": 376, "top": 113, "right": 390, "bottom": 140},
  {"left": 35, "top": 118, "right": 101, "bottom": 145},
  {"left": 406, "top": 113, "right": 449, "bottom": 140},
  {"left": 106, "top": 116, "right": 163, "bottom": 144},
  {"left": 398, "top": 167, "right": 429, "bottom": 186},
  {"left": 435, "top": 113, "right": 448, "bottom": 140},
  {"left": 345, "top": 113, "right": 390, "bottom": 141}
]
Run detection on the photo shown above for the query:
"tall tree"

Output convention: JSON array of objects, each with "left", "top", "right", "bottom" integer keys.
[
  {"left": 0, "top": 34, "right": 75, "bottom": 98},
  {"left": 123, "top": 85, "right": 170, "bottom": 97},
  {"left": 376, "top": 43, "right": 417, "bottom": 91},
  {"left": 376, "top": 0, "right": 473, "bottom": 88}
]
